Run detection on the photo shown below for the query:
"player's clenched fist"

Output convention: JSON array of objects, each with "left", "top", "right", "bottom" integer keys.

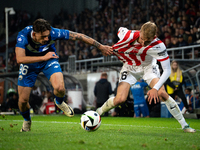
[
  {"left": 99, "top": 45, "right": 113, "bottom": 56},
  {"left": 43, "top": 52, "right": 59, "bottom": 61}
]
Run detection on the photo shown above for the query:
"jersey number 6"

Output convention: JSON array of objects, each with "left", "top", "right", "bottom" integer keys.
[{"left": 121, "top": 71, "right": 128, "bottom": 80}]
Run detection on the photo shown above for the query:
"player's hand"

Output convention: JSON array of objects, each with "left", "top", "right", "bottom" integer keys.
[
  {"left": 147, "top": 88, "right": 159, "bottom": 104},
  {"left": 99, "top": 45, "right": 113, "bottom": 56},
  {"left": 43, "top": 52, "right": 59, "bottom": 61}
]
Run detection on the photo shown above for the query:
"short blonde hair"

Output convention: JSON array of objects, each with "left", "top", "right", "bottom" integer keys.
[{"left": 140, "top": 21, "right": 157, "bottom": 40}]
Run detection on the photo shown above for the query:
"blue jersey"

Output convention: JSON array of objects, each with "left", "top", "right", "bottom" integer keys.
[
  {"left": 130, "top": 81, "right": 148, "bottom": 104},
  {"left": 16, "top": 26, "right": 69, "bottom": 56},
  {"left": 16, "top": 26, "right": 69, "bottom": 87}
]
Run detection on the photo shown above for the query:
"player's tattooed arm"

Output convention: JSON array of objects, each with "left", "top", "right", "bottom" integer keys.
[
  {"left": 69, "top": 31, "right": 101, "bottom": 49},
  {"left": 69, "top": 31, "right": 113, "bottom": 56}
]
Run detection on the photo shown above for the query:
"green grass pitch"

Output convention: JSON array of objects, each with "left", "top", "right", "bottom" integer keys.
[{"left": 0, "top": 114, "right": 200, "bottom": 150}]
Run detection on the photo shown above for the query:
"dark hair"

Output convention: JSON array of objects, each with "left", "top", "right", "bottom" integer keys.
[
  {"left": 33, "top": 18, "right": 51, "bottom": 33},
  {"left": 186, "top": 88, "right": 192, "bottom": 92}
]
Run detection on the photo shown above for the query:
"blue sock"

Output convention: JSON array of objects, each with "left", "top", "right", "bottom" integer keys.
[
  {"left": 20, "top": 110, "right": 31, "bottom": 121},
  {"left": 55, "top": 95, "right": 65, "bottom": 105}
]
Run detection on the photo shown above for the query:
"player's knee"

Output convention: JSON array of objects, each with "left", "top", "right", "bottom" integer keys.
[
  {"left": 158, "top": 90, "right": 164, "bottom": 97},
  {"left": 19, "top": 96, "right": 29, "bottom": 103},
  {"left": 158, "top": 90, "right": 168, "bottom": 100},
  {"left": 54, "top": 85, "right": 65, "bottom": 95},
  {"left": 18, "top": 98, "right": 29, "bottom": 106}
]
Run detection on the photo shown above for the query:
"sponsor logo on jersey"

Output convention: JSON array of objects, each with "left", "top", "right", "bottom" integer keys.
[
  {"left": 48, "top": 61, "right": 59, "bottom": 67},
  {"left": 58, "top": 31, "right": 61, "bottom": 37},
  {"left": 132, "top": 84, "right": 141, "bottom": 89},
  {"left": 152, "top": 66, "right": 158, "bottom": 74},
  {"left": 151, "top": 44, "right": 161, "bottom": 50},
  {"left": 157, "top": 49, "right": 167, "bottom": 56}
]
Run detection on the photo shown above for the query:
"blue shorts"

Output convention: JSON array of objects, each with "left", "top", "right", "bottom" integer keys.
[
  {"left": 18, "top": 58, "right": 62, "bottom": 87},
  {"left": 134, "top": 102, "right": 149, "bottom": 117}
]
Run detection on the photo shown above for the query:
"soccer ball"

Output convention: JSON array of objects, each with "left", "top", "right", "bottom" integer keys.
[{"left": 80, "top": 110, "right": 101, "bottom": 131}]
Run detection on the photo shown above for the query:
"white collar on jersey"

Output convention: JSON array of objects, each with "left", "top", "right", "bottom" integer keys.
[
  {"left": 31, "top": 30, "right": 40, "bottom": 44},
  {"left": 31, "top": 30, "right": 33, "bottom": 39}
]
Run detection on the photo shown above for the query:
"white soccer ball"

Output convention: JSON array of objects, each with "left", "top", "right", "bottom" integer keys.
[{"left": 80, "top": 110, "right": 101, "bottom": 131}]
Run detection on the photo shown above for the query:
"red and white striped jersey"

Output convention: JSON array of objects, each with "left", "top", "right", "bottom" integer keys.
[{"left": 112, "top": 27, "right": 169, "bottom": 66}]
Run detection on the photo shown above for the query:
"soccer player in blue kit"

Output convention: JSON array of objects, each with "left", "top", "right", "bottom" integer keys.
[
  {"left": 130, "top": 79, "right": 149, "bottom": 117},
  {"left": 15, "top": 18, "right": 113, "bottom": 132}
]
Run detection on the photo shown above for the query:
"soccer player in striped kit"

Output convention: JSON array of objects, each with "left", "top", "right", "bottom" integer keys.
[{"left": 97, "top": 21, "right": 195, "bottom": 132}]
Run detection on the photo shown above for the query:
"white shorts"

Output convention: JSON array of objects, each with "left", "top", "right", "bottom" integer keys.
[{"left": 119, "top": 63, "right": 160, "bottom": 86}]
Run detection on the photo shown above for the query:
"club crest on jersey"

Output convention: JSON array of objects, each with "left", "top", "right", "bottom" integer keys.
[
  {"left": 17, "top": 37, "right": 23, "bottom": 43},
  {"left": 18, "top": 75, "right": 23, "bottom": 80}
]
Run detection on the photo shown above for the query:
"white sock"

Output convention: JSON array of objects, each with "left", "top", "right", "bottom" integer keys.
[
  {"left": 165, "top": 96, "right": 188, "bottom": 129},
  {"left": 97, "top": 97, "right": 115, "bottom": 115}
]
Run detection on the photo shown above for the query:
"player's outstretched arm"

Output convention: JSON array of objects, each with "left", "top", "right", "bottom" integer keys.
[
  {"left": 15, "top": 47, "right": 58, "bottom": 64},
  {"left": 69, "top": 31, "right": 113, "bottom": 56}
]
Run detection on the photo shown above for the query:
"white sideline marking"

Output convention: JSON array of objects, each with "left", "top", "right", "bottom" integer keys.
[{"left": 1, "top": 119, "right": 199, "bottom": 131}]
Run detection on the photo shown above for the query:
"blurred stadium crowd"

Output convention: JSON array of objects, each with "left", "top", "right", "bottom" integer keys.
[{"left": 0, "top": 0, "right": 200, "bottom": 72}]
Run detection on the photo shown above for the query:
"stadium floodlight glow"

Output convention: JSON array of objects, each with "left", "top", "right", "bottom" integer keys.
[{"left": 5, "top": 7, "right": 15, "bottom": 72}]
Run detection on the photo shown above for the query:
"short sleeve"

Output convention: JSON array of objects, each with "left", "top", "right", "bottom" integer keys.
[
  {"left": 16, "top": 34, "right": 28, "bottom": 49},
  {"left": 117, "top": 27, "right": 129, "bottom": 40},
  {"left": 51, "top": 27, "right": 69, "bottom": 40}
]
